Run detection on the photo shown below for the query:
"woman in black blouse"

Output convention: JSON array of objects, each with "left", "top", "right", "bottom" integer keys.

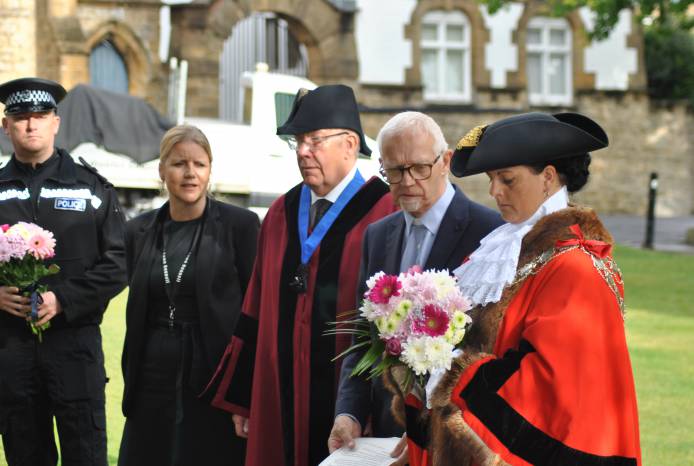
[{"left": 118, "top": 125, "right": 259, "bottom": 465}]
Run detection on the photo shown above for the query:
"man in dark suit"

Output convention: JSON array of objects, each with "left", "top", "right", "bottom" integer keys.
[{"left": 328, "top": 111, "right": 503, "bottom": 463}]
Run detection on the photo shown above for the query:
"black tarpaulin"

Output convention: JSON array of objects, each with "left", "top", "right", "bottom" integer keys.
[{"left": 0, "top": 84, "right": 173, "bottom": 163}]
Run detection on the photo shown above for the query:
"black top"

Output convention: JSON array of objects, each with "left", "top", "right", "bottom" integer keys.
[
  {"left": 12, "top": 152, "right": 59, "bottom": 208},
  {"left": 122, "top": 199, "right": 260, "bottom": 414},
  {"left": 147, "top": 216, "right": 201, "bottom": 324}
]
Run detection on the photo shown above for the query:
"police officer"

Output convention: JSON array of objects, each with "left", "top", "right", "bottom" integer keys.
[{"left": 0, "top": 77, "right": 127, "bottom": 465}]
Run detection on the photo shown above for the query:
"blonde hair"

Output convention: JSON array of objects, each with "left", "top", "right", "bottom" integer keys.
[{"left": 159, "top": 125, "right": 213, "bottom": 164}]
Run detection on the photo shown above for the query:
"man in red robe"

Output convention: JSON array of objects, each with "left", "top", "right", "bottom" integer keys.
[{"left": 207, "top": 84, "right": 396, "bottom": 466}]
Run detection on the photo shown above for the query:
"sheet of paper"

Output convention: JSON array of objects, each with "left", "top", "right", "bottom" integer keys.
[{"left": 319, "top": 437, "right": 401, "bottom": 466}]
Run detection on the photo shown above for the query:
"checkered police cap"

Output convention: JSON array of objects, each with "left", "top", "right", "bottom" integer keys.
[{"left": 0, "top": 77, "right": 66, "bottom": 115}]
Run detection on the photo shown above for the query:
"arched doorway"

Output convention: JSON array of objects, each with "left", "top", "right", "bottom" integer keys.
[
  {"left": 219, "top": 12, "right": 308, "bottom": 121},
  {"left": 90, "top": 39, "right": 129, "bottom": 94},
  {"left": 85, "top": 21, "right": 150, "bottom": 98}
]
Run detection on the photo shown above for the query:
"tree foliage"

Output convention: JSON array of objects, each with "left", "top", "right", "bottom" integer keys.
[
  {"left": 644, "top": 24, "right": 694, "bottom": 103},
  {"left": 481, "top": 0, "right": 694, "bottom": 40}
]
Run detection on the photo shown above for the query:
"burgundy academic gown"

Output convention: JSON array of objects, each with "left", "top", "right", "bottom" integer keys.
[{"left": 209, "top": 177, "right": 396, "bottom": 466}]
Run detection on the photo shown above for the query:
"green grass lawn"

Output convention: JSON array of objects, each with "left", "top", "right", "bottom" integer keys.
[
  {"left": 1, "top": 245, "right": 692, "bottom": 465},
  {"left": 616, "top": 246, "right": 694, "bottom": 465}
]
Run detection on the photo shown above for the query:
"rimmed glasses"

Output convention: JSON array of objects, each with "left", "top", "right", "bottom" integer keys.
[
  {"left": 379, "top": 153, "right": 442, "bottom": 184},
  {"left": 285, "top": 131, "right": 349, "bottom": 152}
]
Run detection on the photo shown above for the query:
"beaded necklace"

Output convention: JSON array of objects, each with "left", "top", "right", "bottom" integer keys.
[{"left": 161, "top": 219, "right": 201, "bottom": 328}]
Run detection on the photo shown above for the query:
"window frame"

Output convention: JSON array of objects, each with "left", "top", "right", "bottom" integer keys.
[
  {"left": 420, "top": 10, "right": 472, "bottom": 103},
  {"left": 526, "top": 16, "right": 573, "bottom": 106}
]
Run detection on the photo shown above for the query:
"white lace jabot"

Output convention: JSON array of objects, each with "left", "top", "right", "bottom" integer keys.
[{"left": 453, "top": 187, "right": 569, "bottom": 307}]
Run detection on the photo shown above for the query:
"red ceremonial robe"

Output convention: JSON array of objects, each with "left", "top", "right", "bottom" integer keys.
[
  {"left": 397, "top": 207, "right": 641, "bottom": 466},
  {"left": 208, "top": 177, "right": 396, "bottom": 466}
]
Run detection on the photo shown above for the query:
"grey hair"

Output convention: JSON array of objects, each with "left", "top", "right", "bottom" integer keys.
[
  {"left": 376, "top": 111, "right": 448, "bottom": 155},
  {"left": 344, "top": 128, "right": 361, "bottom": 158}
]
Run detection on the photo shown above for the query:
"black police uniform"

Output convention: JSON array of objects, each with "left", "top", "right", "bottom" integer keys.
[{"left": 0, "top": 148, "right": 127, "bottom": 465}]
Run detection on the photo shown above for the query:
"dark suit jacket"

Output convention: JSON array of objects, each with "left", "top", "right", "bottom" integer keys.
[
  {"left": 120, "top": 198, "right": 260, "bottom": 416},
  {"left": 335, "top": 185, "right": 503, "bottom": 435}
]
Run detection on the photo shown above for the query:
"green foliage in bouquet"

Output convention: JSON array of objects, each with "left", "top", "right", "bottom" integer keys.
[{"left": 326, "top": 311, "right": 395, "bottom": 376}]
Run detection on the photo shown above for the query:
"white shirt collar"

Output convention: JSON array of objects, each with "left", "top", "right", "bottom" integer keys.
[{"left": 310, "top": 163, "right": 358, "bottom": 204}]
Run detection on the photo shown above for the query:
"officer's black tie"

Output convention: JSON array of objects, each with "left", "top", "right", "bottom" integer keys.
[{"left": 309, "top": 199, "right": 332, "bottom": 229}]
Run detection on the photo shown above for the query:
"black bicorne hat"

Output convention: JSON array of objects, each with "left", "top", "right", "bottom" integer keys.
[
  {"left": 0, "top": 77, "right": 67, "bottom": 115},
  {"left": 277, "top": 84, "right": 371, "bottom": 156},
  {"left": 450, "top": 112, "right": 608, "bottom": 177}
]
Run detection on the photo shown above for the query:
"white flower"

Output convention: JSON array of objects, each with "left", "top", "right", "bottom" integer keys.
[
  {"left": 360, "top": 299, "right": 376, "bottom": 319},
  {"left": 401, "top": 337, "right": 429, "bottom": 376},
  {"left": 425, "top": 337, "right": 454, "bottom": 371},
  {"left": 430, "top": 270, "right": 456, "bottom": 299},
  {"left": 401, "top": 336, "right": 455, "bottom": 375},
  {"left": 411, "top": 359, "right": 429, "bottom": 376}
]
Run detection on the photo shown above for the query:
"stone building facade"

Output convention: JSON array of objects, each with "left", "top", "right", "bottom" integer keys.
[
  {"left": 0, "top": 0, "right": 691, "bottom": 215},
  {"left": 0, "top": 0, "right": 167, "bottom": 108}
]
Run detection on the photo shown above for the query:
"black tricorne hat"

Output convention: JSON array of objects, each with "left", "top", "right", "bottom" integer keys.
[
  {"left": 450, "top": 112, "right": 608, "bottom": 177},
  {"left": 277, "top": 84, "right": 371, "bottom": 156},
  {"left": 0, "top": 77, "right": 67, "bottom": 115}
]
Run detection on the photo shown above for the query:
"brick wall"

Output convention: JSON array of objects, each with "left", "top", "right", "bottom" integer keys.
[{"left": 0, "top": 0, "right": 36, "bottom": 82}]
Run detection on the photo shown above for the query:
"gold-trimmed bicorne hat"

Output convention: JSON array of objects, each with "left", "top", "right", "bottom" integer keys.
[{"left": 450, "top": 112, "right": 608, "bottom": 177}]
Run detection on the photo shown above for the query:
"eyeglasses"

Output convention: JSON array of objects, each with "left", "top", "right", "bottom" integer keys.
[
  {"left": 379, "top": 154, "right": 442, "bottom": 184},
  {"left": 285, "top": 131, "right": 349, "bottom": 152}
]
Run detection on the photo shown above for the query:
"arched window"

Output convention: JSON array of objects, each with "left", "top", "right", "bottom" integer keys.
[
  {"left": 219, "top": 13, "right": 308, "bottom": 122},
  {"left": 526, "top": 17, "right": 572, "bottom": 105},
  {"left": 420, "top": 10, "right": 472, "bottom": 102},
  {"left": 89, "top": 40, "right": 129, "bottom": 94}
]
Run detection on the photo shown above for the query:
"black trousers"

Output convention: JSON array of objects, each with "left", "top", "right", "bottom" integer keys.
[
  {"left": 0, "top": 325, "right": 107, "bottom": 466},
  {"left": 118, "top": 324, "right": 244, "bottom": 466}
]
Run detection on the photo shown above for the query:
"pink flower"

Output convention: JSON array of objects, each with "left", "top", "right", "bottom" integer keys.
[
  {"left": 26, "top": 230, "right": 56, "bottom": 260},
  {"left": 0, "top": 224, "right": 9, "bottom": 232},
  {"left": 368, "top": 275, "right": 402, "bottom": 304},
  {"left": 0, "top": 236, "right": 12, "bottom": 263},
  {"left": 446, "top": 293, "right": 472, "bottom": 313},
  {"left": 5, "top": 234, "right": 27, "bottom": 259},
  {"left": 405, "top": 265, "right": 422, "bottom": 275},
  {"left": 385, "top": 337, "right": 403, "bottom": 356},
  {"left": 413, "top": 304, "right": 450, "bottom": 337}
]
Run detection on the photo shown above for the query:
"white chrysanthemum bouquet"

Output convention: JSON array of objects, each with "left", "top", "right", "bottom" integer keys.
[
  {"left": 330, "top": 267, "right": 472, "bottom": 384},
  {"left": 0, "top": 222, "right": 60, "bottom": 341}
]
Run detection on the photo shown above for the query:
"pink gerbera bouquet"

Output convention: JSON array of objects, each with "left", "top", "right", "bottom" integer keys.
[
  {"left": 330, "top": 267, "right": 472, "bottom": 383},
  {"left": 0, "top": 222, "right": 60, "bottom": 341}
]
